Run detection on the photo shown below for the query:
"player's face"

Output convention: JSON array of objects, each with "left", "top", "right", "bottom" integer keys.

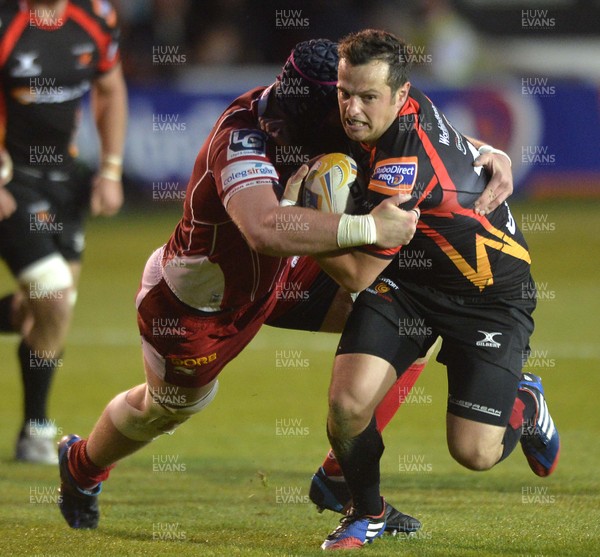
[{"left": 337, "top": 59, "right": 409, "bottom": 146}]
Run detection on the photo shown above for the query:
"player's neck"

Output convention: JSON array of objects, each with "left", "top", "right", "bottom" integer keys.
[{"left": 28, "top": 0, "right": 69, "bottom": 17}]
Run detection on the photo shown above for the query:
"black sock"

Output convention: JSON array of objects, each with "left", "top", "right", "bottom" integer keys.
[
  {"left": 498, "top": 390, "right": 538, "bottom": 462},
  {"left": 18, "top": 340, "right": 59, "bottom": 429},
  {"left": 0, "top": 294, "right": 15, "bottom": 332},
  {"left": 327, "top": 416, "right": 384, "bottom": 516}
]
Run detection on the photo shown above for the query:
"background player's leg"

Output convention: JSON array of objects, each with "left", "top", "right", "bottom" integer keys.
[{"left": 15, "top": 257, "right": 78, "bottom": 464}]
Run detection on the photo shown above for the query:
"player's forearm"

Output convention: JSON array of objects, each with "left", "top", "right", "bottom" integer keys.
[
  {"left": 92, "top": 66, "right": 128, "bottom": 170},
  {"left": 315, "top": 250, "right": 390, "bottom": 293},
  {"left": 250, "top": 207, "right": 344, "bottom": 256}
]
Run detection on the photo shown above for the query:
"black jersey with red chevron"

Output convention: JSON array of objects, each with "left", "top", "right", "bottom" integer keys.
[
  {"left": 352, "top": 87, "right": 531, "bottom": 298},
  {"left": 0, "top": 0, "right": 119, "bottom": 166}
]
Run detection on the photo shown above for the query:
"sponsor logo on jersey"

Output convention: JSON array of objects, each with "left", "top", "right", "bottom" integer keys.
[
  {"left": 72, "top": 43, "right": 94, "bottom": 68},
  {"left": 227, "top": 129, "right": 267, "bottom": 160},
  {"left": 12, "top": 81, "right": 91, "bottom": 104},
  {"left": 369, "top": 157, "right": 418, "bottom": 196},
  {"left": 221, "top": 160, "right": 278, "bottom": 193},
  {"left": 374, "top": 282, "right": 390, "bottom": 294},
  {"left": 475, "top": 330, "right": 502, "bottom": 348},
  {"left": 431, "top": 103, "right": 450, "bottom": 146},
  {"left": 168, "top": 353, "right": 218, "bottom": 375},
  {"left": 11, "top": 52, "right": 42, "bottom": 77}
]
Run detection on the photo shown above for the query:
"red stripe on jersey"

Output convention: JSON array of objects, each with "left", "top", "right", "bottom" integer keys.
[
  {"left": 412, "top": 112, "right": 491, "bottom": 226},
  {"left": 0, "top": 10, "right": 30, "bottom": 68},
  {"left": 0, "top": 88, "right": 7, "bottom": 146},
  {"left": 66, "top": 2, "right": 119, "bottom": 73}
]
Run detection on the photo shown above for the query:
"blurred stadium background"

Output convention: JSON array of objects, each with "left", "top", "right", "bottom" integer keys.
[{"left": 1, "top": 1, "right": 599, "bottom": 555}]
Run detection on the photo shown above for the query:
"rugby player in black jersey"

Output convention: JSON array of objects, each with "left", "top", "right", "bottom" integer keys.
[
  {"left": 0, "top": 0, "right": 126, "bottom": 463},
  {"left": 316, "top": 29, "right": 560, "bottom": 551}
]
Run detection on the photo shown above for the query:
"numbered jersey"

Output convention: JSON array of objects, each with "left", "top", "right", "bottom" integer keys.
[{"left": 353, "top": 87, "right": 531, "bottom": 298}]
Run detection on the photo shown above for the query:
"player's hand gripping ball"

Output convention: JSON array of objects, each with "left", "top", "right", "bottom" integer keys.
[{"left": 301, "top": 153, "right": 357, "bottom": 213}]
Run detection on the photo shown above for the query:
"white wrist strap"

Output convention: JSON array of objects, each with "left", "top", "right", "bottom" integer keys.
[
  {"left": 337, "top": 214, "right": 377, "bottom": 248},
  {"left": 279, "top": 198, "right": 296, "bottom": 207},
  {"left": 478, "top": 145, "right": 512, "bottom": 167}
]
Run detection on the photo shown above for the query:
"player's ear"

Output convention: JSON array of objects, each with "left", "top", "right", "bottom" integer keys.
[{"left": 394, "top": 81, "right": 411, "bottom": 109}]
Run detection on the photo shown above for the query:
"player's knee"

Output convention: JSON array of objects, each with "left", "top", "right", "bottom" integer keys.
[
  {"left": 18, "top": 254, "right": 76, "bottom": 312},
  {"left": 107, "top": 381, "right": 219, "bottom": 442},
  {"left": 328, "top": 390, "right": 372, "bottom": 433},
  {"left": 448, "top": 441, "right": 498, "bottom": 471}
]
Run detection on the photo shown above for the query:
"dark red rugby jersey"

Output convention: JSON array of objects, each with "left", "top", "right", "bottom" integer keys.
[
  {"left": 352, "top": 86, "right": 531, "bottom": 298},
  {"left": 0, "top": 0, "right": 120, "bottom": 166}
]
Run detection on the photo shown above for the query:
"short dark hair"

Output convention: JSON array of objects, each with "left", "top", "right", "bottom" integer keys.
[{"left": 338, "top": 29, "right": 411, "bottom": 93}]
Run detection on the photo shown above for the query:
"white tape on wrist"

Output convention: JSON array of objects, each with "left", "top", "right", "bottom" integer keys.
[
  {"left": 478, "top": 145, "right": 512, "bottom": 167},
  {"left": 337, "top": 214, "right": 377, "bottom": 248},
  {"left": 103, "top": 154, "right": 123, "bottom": 167},
  {"left": 279, "top": 198, "right": 296, "bottom": 207},
  {"left": 99, "top": 167, "right": 122, "bottom": 182}
]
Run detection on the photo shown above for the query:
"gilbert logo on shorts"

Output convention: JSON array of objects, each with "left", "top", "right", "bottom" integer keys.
[
  {"left": 168, "top": 353, "right": 217, "bottom": 375},
  {"left": 369, "top": 157, "right": 418, "bottom": 196},
  {"left": 476, "top": 331, "right": 502, "bottom": 348}
]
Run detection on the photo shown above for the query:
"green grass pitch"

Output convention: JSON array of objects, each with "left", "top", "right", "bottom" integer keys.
[{"left": 0, "top": 199, "right": 598, "bottom": 556}]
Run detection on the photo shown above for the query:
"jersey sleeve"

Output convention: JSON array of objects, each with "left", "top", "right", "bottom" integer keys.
[
  {"left": 80, "top": 0, "right": 121, "bottom": 75},
  {"left": 90, "top": 0, "right": 120, "bottom": 74},
  {"left": 213, "top": 127, "right": 280, "bottom": 208}
]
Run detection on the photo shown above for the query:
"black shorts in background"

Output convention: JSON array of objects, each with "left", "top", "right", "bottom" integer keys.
[{"left": 0, "top": 162, "right": 93, "bottom": 276}]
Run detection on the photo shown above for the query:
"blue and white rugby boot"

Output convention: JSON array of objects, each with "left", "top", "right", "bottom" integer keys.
[
  {"left": 321, "top": 500, "right": 387, "bottom": 550},
  {"left": 518, "top": 373, "right": 560, "bottom": 477},
  {"left": 310, "top": 467, "right": 421, "bottom": 535}
]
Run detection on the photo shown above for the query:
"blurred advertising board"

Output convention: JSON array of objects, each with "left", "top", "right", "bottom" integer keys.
[{"left": 77, "top": 80, "right": 600, "bottom": 199}]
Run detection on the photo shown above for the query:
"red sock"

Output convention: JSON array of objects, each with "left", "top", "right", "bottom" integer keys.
[
  {"left": 375, "top": 362, "right": 425, "bottom": 432},
  {"left": 320, "top": 362, "right": 426, "bottom": 476},
  {"left": 68, "top": 439, "right": 115, "bottom": 490},
  {"left": 320, "top": 448, "right": 343, "bottom": 477}
]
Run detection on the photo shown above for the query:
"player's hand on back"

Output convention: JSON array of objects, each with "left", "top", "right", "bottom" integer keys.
[
  {"left": 473, "top": 151, "right": 513, "bottom": 215},
  {"left": 370, "top": 193, "right": 419, "bottom": 248}
]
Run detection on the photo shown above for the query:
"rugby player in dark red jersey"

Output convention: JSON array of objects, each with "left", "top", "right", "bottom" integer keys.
[
  {"left": 0, "top": 0, "right": 126, "bottom": 464},
  {"left": 316, "top": 30, "right": 560, "bottom": 551},
  {"left": 55, "top": 38, "right": 513, "bottom": 533}
]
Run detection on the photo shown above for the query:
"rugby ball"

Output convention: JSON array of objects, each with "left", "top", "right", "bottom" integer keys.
[{"left": 301, "top": 153, "right": 357, "bottom": 213}]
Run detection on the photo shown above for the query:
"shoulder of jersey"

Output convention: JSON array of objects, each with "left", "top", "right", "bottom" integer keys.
[
  {"left": 0, "top": 1, "right": 21, "bottom": 38},
  {"left": 71, "top": 0, "right": 119, "bottom": 30}
]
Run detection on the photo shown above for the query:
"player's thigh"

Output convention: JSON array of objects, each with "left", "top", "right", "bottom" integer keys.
[
  {"left": 337, "top": 288, "right": 436, "bottom": 378},
  {"left": 143, "top": 354, "right": 217, "bottom": 404},
  {"left": 442, "top": 346, "right": 521, "bottom": 467},
  {"left": 137, "top": 269, "right": 268, "bottom": 389},
  {"left": 443, "top": 348, "right": 521, "bottom": 427},
  {"left": 0, "top": 183, "right": 63, "bottom": 277}
]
